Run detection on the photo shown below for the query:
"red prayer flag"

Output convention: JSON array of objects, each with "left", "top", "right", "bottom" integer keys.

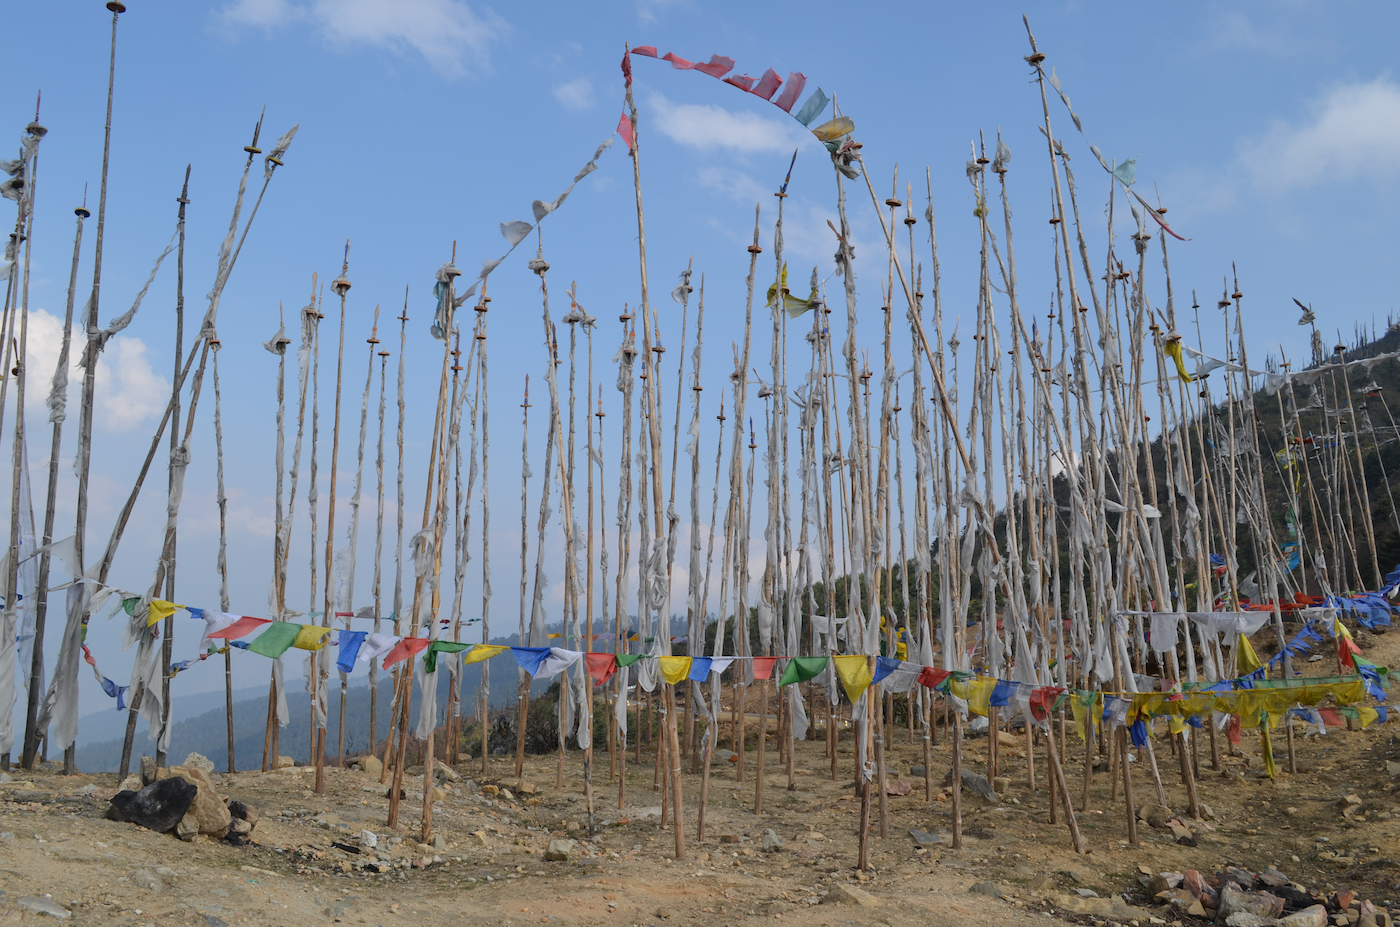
[
  {"left": 662, "top": 51, "right": 694, "bottom": 70},
  {"left": 693, "top": 54, "right": 735, "bottom": 79},
  {"left": 918, "top": 666, "right": 951, "bottom": 690},
  {"left": 751, "top": 68, "right": 783, "bottom": 101},
  {"left": 631, "top": 45, "right": 658, "bottom": 57},
  {"left": 724, "top": 74, "right": 757, "bottom": 92},
  {"left": 1318, "top": 708, "right": 1344, "bottom": 728},
  {"left": 586, "top": 652, "right": 618, "bottom": 687},
  {"left": 381, "top": 636, "right": 430, "bottom": 670},
  {"left": 772, "top": 72, "right": 807, "bottom": 113},
  {"left": 207, "top": 615, "right": 271, "bottom": 640},
  {"left": 752, "top": 656, "right": 777, "bottom": 680},
  {"left": 1028, "top": 686, "right": 1065, "bottom": 722},
  {"left": 617, "top": 111, "right": 635, "bottom": 153},
  {"left": 82, "top": 644, "right": 97, "bottom": 667},
  {"left": 621, "top": 50, "right": 632, "bottom": 86},
  {"left": 1225, "top": 714, "right": 1242, "bottom": 746}
]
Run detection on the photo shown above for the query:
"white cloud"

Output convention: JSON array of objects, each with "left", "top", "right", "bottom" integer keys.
[
  {"left": 215, "top": 0, "right": 506, "bottom": 77},
  {"left": 552, "top": 78, "right": 595, "bottom": 112},
  {"left": 22, "top": 309, "right": 170, "bottom": 433},
  {"left": 1239, "top": 76, "right": 1400, "bottom": 190},
  {"left": 648, "top": 92, "right": 806, "bottom": 154}
]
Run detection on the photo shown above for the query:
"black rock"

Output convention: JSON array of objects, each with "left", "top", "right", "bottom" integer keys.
[{"left": 107, "top": 778, "right": 198, "bottom": 834}]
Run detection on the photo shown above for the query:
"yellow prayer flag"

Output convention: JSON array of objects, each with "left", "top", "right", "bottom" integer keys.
[
  {"left": 1235, "top": 632, "right": 1263, "bottom": 676},
  {"left": 832, "top": 655, "right": 873, "bottom": 705},
  {"left": 146, "top": 599, "right": 182, "bottom": 627},
  {"left": 464, "top": 644, "right": 507, "bottom": 665},
  {"left": 293, "top": 624, "right": 332, "bottom": 651},
  {"left": 966, "top": 676, "right": 997, "bottom": 717},
  {"left": 1163, "top": 338, "right": 1193, "bottom": 383},
  {"left": 1358, "top": 706, "right": 1379, "bottom": 728},
  {"left": 659, "top": 656, "right": 692, "bottom": 686}
]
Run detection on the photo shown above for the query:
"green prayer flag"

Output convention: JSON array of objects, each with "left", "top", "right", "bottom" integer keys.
[
  {"left": 617, "top": 654, "right": 643, "bottom": 667},
  {"left": 247, "top": 621, "right": 302, "bottom": 659},
  {"left": 778, "top": 655, "right": 829, "bottom": 687},
  {"left": 424, "top": 640, "right": 471, "bottom": 673}
]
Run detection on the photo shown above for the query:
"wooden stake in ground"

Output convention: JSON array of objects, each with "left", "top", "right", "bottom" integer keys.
[
  {"left": 623, "top": 42, "right": 685, "bottom": 859},
  {"left": 315, "top": 246, "right": 352, "bottom": 794}
]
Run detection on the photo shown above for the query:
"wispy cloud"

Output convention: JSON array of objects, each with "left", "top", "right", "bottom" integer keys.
[
  {"left": 215, "top": 0, "right": 507, "bottom": 77},
  {"left": 648, "top": 91, "right": 807, "bottom": 154},
  {"left": 636, "top": 0, "right": 687, "bottom": 24},
  {"left": 552, "top": 77, "right": 595, "bottom": 112},
  {"left": 1239, "top": 76, "right": 1400, "bottom": 190}
]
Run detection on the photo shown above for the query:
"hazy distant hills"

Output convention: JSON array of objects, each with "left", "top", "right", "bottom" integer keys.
[{"left": 74, "top": 629, "right": 546, "bottom": 772}]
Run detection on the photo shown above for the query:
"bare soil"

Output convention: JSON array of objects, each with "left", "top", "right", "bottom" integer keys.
[{"left": 2, "top": 626, "right": 1397, "bottom": 926}]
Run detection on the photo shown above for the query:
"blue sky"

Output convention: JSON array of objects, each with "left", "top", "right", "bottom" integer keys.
[{"left": 4, "top": 0, "right": 1399, "bottom": 728}]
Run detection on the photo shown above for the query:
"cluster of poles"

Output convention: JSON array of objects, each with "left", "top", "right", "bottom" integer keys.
[{"left": 1, "top": 12, "right": 1392, "bottom": 876}]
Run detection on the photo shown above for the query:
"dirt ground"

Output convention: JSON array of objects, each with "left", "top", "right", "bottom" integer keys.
[{"left": 2, "top": 626, "right": 1398, "bottom": 926}]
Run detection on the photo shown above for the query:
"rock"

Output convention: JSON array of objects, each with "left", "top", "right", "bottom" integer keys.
[
  {"left": 1225, "top": 914, "right": 1279, "bottom": 927},
  {"left": 1049, "top": 893, "right": 1148, "bottom": 919},
  {"left": 480, "top": 784, "right": 499, "bottom": 796},
  {"left": 942, "top": 768, "right": 999, "bottom": 803},
  {"left": 107, "top": 777, "right": 198, "bottom": 833},
  {"left": 176, "top": 813, "right": 199, "bottom": 841},
  {"left": 823, "top": 883, "right": 880, "bottom": 907},
  {"left": 359, "top": 755, "right": 383, "bottom": 777},
  {"left": 1150, "top": 873, "right": 1183, "bottom": 895},
  {"left": 970, "top": 882, "right": 1004, "bottom": 899},
  {"left": 1074, "top": 889, "right": 1099, "bottom": 897},
  {"left": 165, "top": 765, "right": 231, "bottom": 836},
  {"left": 1199, "top": 803, "right": 1216, "bottom": 821},
  {"left": 181, "top": 752, "right": 216, "bottom": 773},
  {"left": 1159, "top": 888, "right": 1199, "bottom": 915},
  {"left": 1386, "top": 760, "right": 1400, "bottom": 777},
  {"left": 545, "top": 838, "right": 577, "bottom": 862},
  {"left": 908, "top": 829, "right": 941, "bottom": 847},
  {"left": 1280, "top": 906, "right": 1328, "bottom": 927},
  {"left": 436, "top": 763, "right": 460, "bottom": 781},
  {"left": 274, "top": 755, "right": 297, "bottom": 769},
  {"left": 719, "top": 834, "right": 740, "bottom": 844},
  {"left": 513, "top": 780, "right": 537, "bottom": 795},
  {"left": 713, "top": 748, "right": 735, "bottom": 763},
  {"left": 498, "top": 788, "right": 514, "bottom": 802},
  {"left": 17, "top": 896, "right": 71, "bottom": 919},
  {"left": 885, "top": 778, "right": 912, "bottom": 797},
  {"left": 140, "top": 754, "right": 158, "bottom": 786},
  {"left": 119, "top": 774, "right": 142, "bottom": 791},
  {"left": 1217, "top": 883, "right": 1285, "bottom": 923},
  {"left": 1342, "top": 794, "right": 1363, "bottom": 807},
  {"left": 227, "top": 819, "right": 252, "bottom": 837},
  {"left": 993, "top": 776, "right": 1012, "bottom": 796},
  {"left": 1224, "top": 867, "right": 1260, "bottom": 890},
  {"left": 131, "top": 869, "right": 166, "bottom": 891},
  {"left": 762, "top": 829, "right": 783, "bottom": 852},
  {"left": 1258, "top": 868, "right": 1291, "bottom": 888},
  {"left": 998, "top": 730, "right": 1020, "bottom": 748},
  {"left": 227, "top": 800, "right": 259, "bottom": 830},
  {"left": 431, "top": 787, "right": 446, "bottom": 803},
  {"left": 1137, "top": 804, "right": 1172, "bottom": 828},
  {"left": 910, "top": 765, "right": 927, "bottom": 777},
  {"left": 1184, "top": 869, "right": 1207, "bottom": 898},
  {"left": 358, "top": 830, "right": 378, "bottom": 849},
  {"left": 431, "top": 834, "right": 447, "bottom": 851},
  {"left": 1028, "top": 873, "right": 1056, "bottom": 892}
]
